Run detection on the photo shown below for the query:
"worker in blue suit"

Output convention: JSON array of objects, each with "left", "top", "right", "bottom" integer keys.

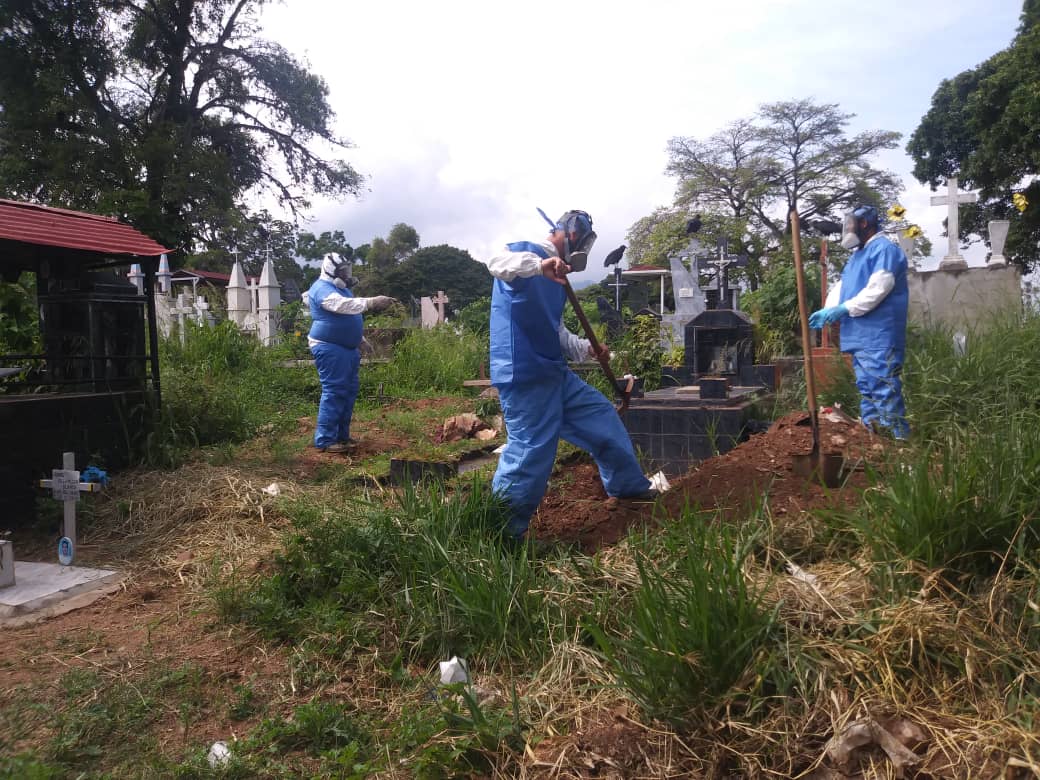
[
  {"left": 809, "top": 205, "right": 910, "bottom": 439},
  {"left": 306, "top": 254, "right": 396, "bottom": 453},
  {"left": 484, "top": 210, "right": 655, "bottom": 541}
]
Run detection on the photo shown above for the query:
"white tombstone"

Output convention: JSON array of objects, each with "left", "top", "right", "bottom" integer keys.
[
  {"left": 897, "top": 234, "right": 915, "bottom": 263},
  {"left": 193, "top": 295, "right": 212, "bottom": 326},
  {"left": 420, "top": 296, "right": 439, "bottom": 328},
  {"left": 257, "top": 257, "right": 281, "bottom": 346},
  {"left": 987, "top": 220, "right": 1010, "bottom": 267},
  {"left": 226, "top": 260, "right": 251, "bottom": 327},
  {"left": 930, "top": 177, "right": 978, "bottom": 271},
  {"left": 157, "top": 253, "right": 172, "bottom": 295},
  {"left": 127, "top": 263, "right": 144, "bottom": 295},
  {"left": 171, "top": 292, "right": 195, "bottom": 345},
  {"left": 36, "top": 452, "right": 101, "bottom": 567}
]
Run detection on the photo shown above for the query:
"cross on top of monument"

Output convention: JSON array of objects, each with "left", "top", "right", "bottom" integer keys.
[
  {"left": 431, "top": 290, "right": 449, "bottom": 320},
  {"left": 930, "top": 176, "right": 979, "bottom": 270}
]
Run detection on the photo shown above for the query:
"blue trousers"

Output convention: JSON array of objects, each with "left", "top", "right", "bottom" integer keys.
[
  {"left": 311, "top": 341, "right": 360, "bottom": 448},
  {"left": 492, "top": 370, "right": 651, "bottom": 538},
  {"left": 850, "top": 347, "right": 908, "bottom": 439}
]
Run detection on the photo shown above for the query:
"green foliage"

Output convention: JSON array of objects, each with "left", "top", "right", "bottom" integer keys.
[
  {"left": 587, "top": 514, "right": 779, "bottom": 723},
  {"left": 365, "top": 326, "right": 485, "bottom": 396},
  {"left": 0, "top": 0, "right": 360, "bottom": 252},
  {"left": 612, "top": 314, "right": 663, "bottom": 390},
  {"left": 365, "top": 244, "right": 492, "bottom": 312},
  {"left": 907, "top": 4, "right": 1040, "bottom": 268},
  {"left": 455, "top": 296, "right": 492, "bottom": 339},
  {"left": 0, "top": 273, "right": 40, "bottom": 354},
  {"left": 625, "top": 206, "right": 693, "bottom": 267},
  {"left": 254, "top": 701, "right": 370, "bottom": 756},
  {"left": 740, "top": 258, "right": 820, "bottom": 360}
]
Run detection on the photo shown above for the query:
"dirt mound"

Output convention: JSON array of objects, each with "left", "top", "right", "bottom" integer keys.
[{"left": 532, "top": 411, "right": 886, "bottom": 550}]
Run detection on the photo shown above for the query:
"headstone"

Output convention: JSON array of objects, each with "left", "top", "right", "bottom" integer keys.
[
  {"left": 661, "top": 239, "right": 707, "bottom": 349},
  {"left": 420, "top": 297, "right": 439, "bottom": 328},
  {"left": 170, "top": 292, "right": 195, "bottom": 345},
  {"left": 36, "top": 452, "right": 101, "bottom": 567},
  {"left": 696, "top": 237, "right": 747, "bottom": 309},
  {"left": 987, "top": 220, "right": 1010, "bottom": 267},
  {"left": 431, "top": 290, "right": 449, "bottom": 323},
  {"left": 930, "top": 177, "right": 978, "bottom": 271}
]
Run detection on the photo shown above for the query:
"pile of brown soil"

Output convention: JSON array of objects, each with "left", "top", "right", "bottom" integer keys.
[{"left": 531, "top": 411, "right": 886, "bottom": 551}]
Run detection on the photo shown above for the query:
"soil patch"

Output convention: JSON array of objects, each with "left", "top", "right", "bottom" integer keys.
[{"left": 532, "top": 411, "right": 886, "bottom": 551}]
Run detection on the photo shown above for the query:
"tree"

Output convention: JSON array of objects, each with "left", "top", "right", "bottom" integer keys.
[
  {"left": 666, "top": 100, "right": 901, "bottom": 242},
  {"left": 907, "top": 1, "right": 1040, "bottom": 267},
  {"left": 297, "top": 230, "right": 354, "bottom": 264},
  {"left": 0, "top": 0, "right": 362, "bottom": 252},
  {"left": 369, "top": 245, "right": 490, "bottom": 312}
]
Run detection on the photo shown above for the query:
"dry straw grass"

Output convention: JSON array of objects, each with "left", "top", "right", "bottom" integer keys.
[{"left": 82, "top": 462, "right": 298, "bottom": 589}]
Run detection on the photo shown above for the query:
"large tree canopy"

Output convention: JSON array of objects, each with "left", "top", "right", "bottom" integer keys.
[
  {"left": 666, "top": 99, "right": 901, "bottom": 242},
  {"left": 907, "top": 1, "right": 1040, "bottom": 267},
  {"left": 371, "top": 244, "right": 490, "bottom": 312},
  {"left": 0, "top": 0, "right": 362, "bottom": 252}
]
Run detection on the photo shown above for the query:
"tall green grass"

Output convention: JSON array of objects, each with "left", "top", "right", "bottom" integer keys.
[
  {"left": 586, "top": 512, "right": 780, "bottom": 723},
  {"left": 225, "top": 480, "right": 566, "bottom": 664},
  {"left": 363, "top": 325, "right": 486, "bottom": 397}
]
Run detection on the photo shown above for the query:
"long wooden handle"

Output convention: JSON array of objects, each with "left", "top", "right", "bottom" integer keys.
[
  {"left": 790, "top": 210, "right": 820, "bottom": 450},
  {"left": 562, "top": 278, "right": 629, "bottom": 410}
]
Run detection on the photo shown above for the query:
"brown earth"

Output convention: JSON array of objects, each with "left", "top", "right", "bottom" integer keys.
[{"left": 532, "top": 410, "right": 888, "bottom": 551}]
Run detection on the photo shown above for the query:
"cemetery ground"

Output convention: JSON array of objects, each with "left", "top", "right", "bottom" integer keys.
[{"left": 2, "top": 322, "right": 1040, "bottom": 779}]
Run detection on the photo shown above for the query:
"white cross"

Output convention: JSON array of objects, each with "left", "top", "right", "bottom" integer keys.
[
  {"left": 170, "top": 292, "right": 195, "bottom": 345},
  {"left": 431, "top": 290, "right": 449, "bottom": 323},
  {"left": 930, "top": 176, "right": 978, "bottom": 270},
  {"left": 37, "top": 452, "right": 101, "bottom": 566}
]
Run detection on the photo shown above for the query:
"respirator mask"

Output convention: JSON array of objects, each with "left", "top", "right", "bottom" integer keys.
[
  {"left": 323, "top": 253, "right": 358, "bottom": 289},
  {"left": 840, "top": 205, "right": 880, "bottom": 251},
  {"left": 536, "top": 207, "right": 597, "bottom": 272}
]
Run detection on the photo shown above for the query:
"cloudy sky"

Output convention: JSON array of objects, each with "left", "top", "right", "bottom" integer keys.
[{"left": 261, "top": 0, "right": 1023, "bottom": 284}]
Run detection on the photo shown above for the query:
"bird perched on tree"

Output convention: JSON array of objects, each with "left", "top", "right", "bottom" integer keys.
[
  {"left": 603, "top": 244, "right": 626, "bottom": 267},
  {"left": 685, "top": 214, "right": 702, "bottom": 235},
  {"left": 806, "top": 218, "right": 842, "bottom": 235}
]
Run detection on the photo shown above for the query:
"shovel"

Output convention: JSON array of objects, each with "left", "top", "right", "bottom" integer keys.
[
  {"left": 562, "top": 278, "right": 633, "bottom": 414},
  {"left": 790, "top": 209, "right": 843, "bottom": 487}
]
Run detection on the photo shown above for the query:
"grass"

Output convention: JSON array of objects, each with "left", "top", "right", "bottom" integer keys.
[{"left": 10, "top": 315, "right": 1040, "bottom": 777}]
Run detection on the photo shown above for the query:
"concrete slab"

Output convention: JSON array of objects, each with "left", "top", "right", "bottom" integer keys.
[{"left": 0, "top": 562, "right": 123, "bottom": 627}]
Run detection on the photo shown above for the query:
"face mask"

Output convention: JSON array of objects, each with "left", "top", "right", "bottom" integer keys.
[
  {"left": 564, "top": 230, "right": 597, "bottom": 272},
  {"left": 840, "top": 214, "right": 862, "bottom": 250}
]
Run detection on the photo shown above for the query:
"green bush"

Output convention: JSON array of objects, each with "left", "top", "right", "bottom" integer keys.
[
  {"left": 742, "top": 262, "right": 821, "bottom": 361},
  {"left": 365, "top": 325, "right": 485, "bottom": 396}
]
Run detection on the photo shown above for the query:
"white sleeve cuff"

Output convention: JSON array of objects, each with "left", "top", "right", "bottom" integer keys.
[
  {"left": 320, "top": 293, "right": 368, "bottom": 315},
  {"left": 845, "top": 270, "right": 895, "bottom": 317}
]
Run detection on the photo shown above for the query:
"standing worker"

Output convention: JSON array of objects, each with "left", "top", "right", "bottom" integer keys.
[
  {"left": 484, "top": 209, "right": 655, "bottom": 542},
  {"left": 808, "top": 205, "right": 910, "bottom": 439},
  {"left": 306, "top": 253, "right": 396, "bottom": 453}
]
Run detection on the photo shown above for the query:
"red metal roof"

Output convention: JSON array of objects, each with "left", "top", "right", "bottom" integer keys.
[{"left": 0, "top": 198, "right": 170, "bottom": 257}]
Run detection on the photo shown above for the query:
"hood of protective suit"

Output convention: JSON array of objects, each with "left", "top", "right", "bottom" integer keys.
[{"left": 321, "top": 253, "right": 351, "bottom": 288}]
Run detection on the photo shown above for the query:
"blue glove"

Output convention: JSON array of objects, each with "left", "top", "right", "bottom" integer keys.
[{"left": 808, "top": 304, "right": 848, "bottom": 329}]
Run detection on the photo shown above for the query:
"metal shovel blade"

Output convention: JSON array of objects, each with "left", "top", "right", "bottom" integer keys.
[{"left": 792, "top": 450, "right": 844, "bottom": 488}]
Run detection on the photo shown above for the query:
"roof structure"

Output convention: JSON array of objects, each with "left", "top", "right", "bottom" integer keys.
[
  {"left": 621, "top": 264, "right": 671, "bottom": 277},
  {"left": 0, "top": 199, "right": 169, "bottom": 258}
]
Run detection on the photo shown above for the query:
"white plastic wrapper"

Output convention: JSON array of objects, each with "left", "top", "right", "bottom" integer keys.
[
  {"left": 207, "top": 741, "right": 231, "bottom": 768},
  {"left": 647, "top": 471, "right": 671, "bottom": 493},
  {"left": 262, "top": 482, "right": 281, "bottom": 496},
  {"left": 438, "top": 656, "right": 470, "bottom": 684}
]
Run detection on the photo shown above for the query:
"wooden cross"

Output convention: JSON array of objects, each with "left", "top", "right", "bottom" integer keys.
[
  {"left": 930, "top": 176, "right": 978, "bottom": 270},
  {"left": 431, "top": 290, "right": 449, "bottom": 323},
  {"left": 37, "top": 452, "right": 101, "bottom": 566}
]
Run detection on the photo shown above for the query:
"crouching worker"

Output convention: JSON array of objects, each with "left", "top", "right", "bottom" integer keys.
[
  {"left": 306, "top": 253, "right": 396, "bottom": 453},
  {"left": 483, "top": 209, "right": 655, "bottom": 542},
  {"left": 809, "top": 205, "right": 910, "bottom": 439}
]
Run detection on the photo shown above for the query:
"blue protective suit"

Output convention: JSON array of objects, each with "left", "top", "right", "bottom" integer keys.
[
  {"left": 488, "top": 241, "right": 650, "bottom": 538},
  {"left": 837, "top": 235, "right": 909, "bottom": 438},
  {"left": 307, "top": 278, "right": 363, "bottom": 448}
]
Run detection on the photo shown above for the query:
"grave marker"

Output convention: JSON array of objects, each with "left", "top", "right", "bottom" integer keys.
[
  {"left": 930, "top": 177, "right": 978, "bottom": 270},
  {"left": 37, "top": 452, "right": 101, "bottom": 567}
]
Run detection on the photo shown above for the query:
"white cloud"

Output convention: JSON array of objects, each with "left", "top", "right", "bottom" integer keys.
[{"left": 262, "top": 0, "right": 1023, "bottom": 284}]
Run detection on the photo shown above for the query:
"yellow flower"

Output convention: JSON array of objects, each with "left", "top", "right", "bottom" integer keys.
[
  {"left": 903, "top": 225, "right": 922, "bottom": 238},
  {"left": 887, "top": 204, "right": 907, "bottom": 220},
  {"left": 1013, "top": 193, "right": 1028, "bottom": 213}
]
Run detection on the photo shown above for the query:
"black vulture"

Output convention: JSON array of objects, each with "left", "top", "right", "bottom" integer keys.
[
  {"left": 603, "top": 244, "right": 626, "bottom": 267},
  {"left": 807, "top": 218, "right": 842, "bottom": 235},
  {"left": 685, "top": 214, "right": 702, "bottom": 235}
]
